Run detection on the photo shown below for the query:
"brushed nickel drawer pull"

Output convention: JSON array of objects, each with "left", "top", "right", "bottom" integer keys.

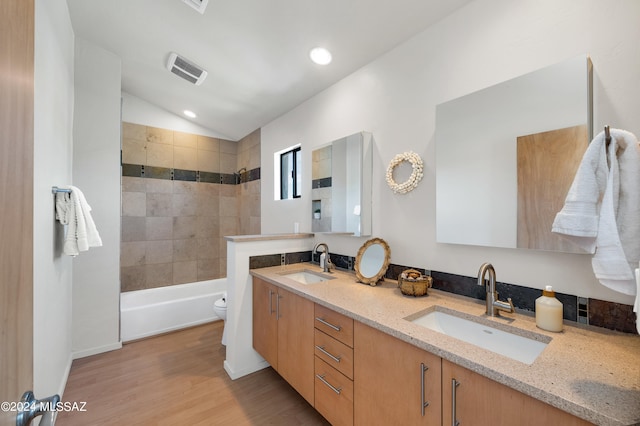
[
  {"left": 315, "top": 345, "right": 342, "bottom": 363},
  {"left": 268, "top": 289, "right": 275, "bottom": 315},
  {"left": 276, "top": 294, "right": 282, "bottom": 319},
  {"left": 315, "top": 317, "right": 341, "bottom": 331},
  {"left": 316, "top": 374, "right": 342, "bottom": 395},
  {"left": 452, "top": 378, "right": 460, "bottom": 426},
  {"left": 421, "top": 363, "right": 429, "bottom": 416}
]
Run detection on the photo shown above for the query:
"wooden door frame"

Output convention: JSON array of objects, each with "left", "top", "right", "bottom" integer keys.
[{"left": 0, "top": 1, "right": 35, "bottom": 425}]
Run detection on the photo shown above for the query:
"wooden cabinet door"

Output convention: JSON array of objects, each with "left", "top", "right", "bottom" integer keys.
[
  {"left": 314, "top": 329, "right": 354, "bottom": 380},
  {"left": 354, "top": 322, "right": 441, "bottom": 425},
  {"left": 315, "top": 304, "right": 354, "bottom": 347},
  {"left": 442, "top": 360, "right": 593, "bottom": 426},
  {"left": 277, "top": 287, "right": 315, "bottom": 404},
  {"left": 252, "top": 278, "right": 278, "bottom": 367},
  {"left": 315, "top": 357, "right": 354, "bottom": 426}
]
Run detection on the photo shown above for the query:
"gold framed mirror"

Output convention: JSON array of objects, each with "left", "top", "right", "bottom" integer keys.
[{"left": 354, "top": 238, "right": 391, "bottom": 286}]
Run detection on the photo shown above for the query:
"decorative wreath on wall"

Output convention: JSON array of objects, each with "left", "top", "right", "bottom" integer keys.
[{"left": 385, "top": 151, "right": 424, "bottom": 194}]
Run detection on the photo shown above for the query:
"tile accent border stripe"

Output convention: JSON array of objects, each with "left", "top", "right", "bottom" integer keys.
[
  {"left": 312, "top": 177, "right": 332, "bottom": 189},
  {"left": 122, "top": 163, "right": 260, "bottom": 185}
]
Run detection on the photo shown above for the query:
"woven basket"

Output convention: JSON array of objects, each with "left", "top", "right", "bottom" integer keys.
[{"left": 398, "top": 269, "right": 432, "bottom": 297}]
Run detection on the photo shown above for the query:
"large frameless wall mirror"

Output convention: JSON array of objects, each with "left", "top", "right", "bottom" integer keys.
[
  {"left": 311, "top": 131, "right": 373, "bottom": 236},
  {"left": 435, "top": 54, "right": 592, "bottom": 253}
]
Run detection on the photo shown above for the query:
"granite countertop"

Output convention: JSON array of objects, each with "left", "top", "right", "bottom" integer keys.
[{"left": 250, "top": 263, "right": 640, "bottom": 426}]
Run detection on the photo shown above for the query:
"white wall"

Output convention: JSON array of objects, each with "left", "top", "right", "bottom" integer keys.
[
  {"left": 71, "top": 38, "right": 122, "bottom": 358},
  {"left": 33, "top": 0, "right": 75, "bottom": 398},
  {"left": 261, "top": 0, "right": 640, "bottom": 305},
  {"left": 121, "top": 92, "right": 232, "bottom": 139}
]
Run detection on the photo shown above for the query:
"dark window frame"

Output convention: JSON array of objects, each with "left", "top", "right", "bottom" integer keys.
[{"left": 280, "top": 146, "right": 301, "bottom": 200}]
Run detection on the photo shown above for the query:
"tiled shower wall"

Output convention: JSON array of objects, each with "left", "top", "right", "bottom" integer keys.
[{"left": 120, "top": 123, "right": 261, "bottom": 292}]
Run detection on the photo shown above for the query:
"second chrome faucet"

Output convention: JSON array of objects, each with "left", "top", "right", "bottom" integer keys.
[
  {"left": 313, "top": 243, "right": 334, "bottom": 273},
  {"left": 477, "top": 262, "right": 514, "bottom": 317}
]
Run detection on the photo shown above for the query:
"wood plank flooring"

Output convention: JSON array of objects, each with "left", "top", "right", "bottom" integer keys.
[{"left": 57, "top": 322, "right": 330, "bottom": 425}]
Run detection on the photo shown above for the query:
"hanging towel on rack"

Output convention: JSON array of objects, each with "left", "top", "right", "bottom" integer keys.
[
  {"left": 55, "top": 185, "right": 103, "bottom": 256},
  {"left": 552, "top": 129, "right": 640, "bottom": 296}
]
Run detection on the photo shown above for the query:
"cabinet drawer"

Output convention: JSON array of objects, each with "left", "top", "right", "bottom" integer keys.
[
  {"left": 314, "top": 329, "right": 354, "bottom": 380},
  {"left": 314, "top": 304, "right": 354, "bottom": 347},
  {"left": 315, "top": 357, "right": 354, "bottom": 426}
]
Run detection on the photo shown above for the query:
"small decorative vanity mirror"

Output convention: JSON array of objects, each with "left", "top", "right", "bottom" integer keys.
[{"left": 354, "top": 238, "right": 391, "bottom": 286}]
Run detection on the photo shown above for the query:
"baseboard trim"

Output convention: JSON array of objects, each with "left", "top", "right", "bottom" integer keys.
[
  {"left": 223, "top": 359, "right": 269, "bottom": 380},
  {"left": 72, "top": 341, "right": 122, "bottom": 360},
  {"left": 58, "top": 353, "right": 73, "bottom": 398}
]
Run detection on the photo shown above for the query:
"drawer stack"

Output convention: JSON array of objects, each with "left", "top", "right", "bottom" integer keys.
[{"left": 313, "top": 304, "right": 354, "bottom": 426}]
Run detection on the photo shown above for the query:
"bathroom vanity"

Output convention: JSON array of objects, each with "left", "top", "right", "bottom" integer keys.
[
  {"left": 250, "top": 264, "right": 640, "bottom": 426},
  {"left": 253, "top": 279, "right": 315, "bottom": 403}
]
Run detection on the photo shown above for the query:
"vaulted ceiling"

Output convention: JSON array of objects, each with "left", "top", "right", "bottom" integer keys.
[{"left": 66, "top": 0, "right": 472, "bottom": 140}]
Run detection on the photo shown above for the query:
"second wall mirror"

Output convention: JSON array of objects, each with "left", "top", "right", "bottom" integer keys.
[{"left": 311, "top": 131, "right": 373, "bottom": 236}]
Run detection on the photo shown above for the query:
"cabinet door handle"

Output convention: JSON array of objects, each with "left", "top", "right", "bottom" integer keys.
[
  {"left": 316, "top": 374, "right": 342, "bottom": 395},
  {"left": 315, "top": 345, "right": 342, "bottom": 363},
  {"left": 315, "top": 317, "right": 341, "bottom": 331},
  {"left": 276, "top": 294, "right": 282, "bottom": 319},
  {"left": 268, "top": 289, "right": 275, "bottom": 315},
  {"left": 452, "top": 378, "right": 460, "bottom": 426},
  {"left": 421, "top": 363, "right": 429, "bottom": 416}
]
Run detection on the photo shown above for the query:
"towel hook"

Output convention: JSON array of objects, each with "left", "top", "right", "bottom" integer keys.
[{"left": 604, "top": 125, "right": 611, "bottom": 149}]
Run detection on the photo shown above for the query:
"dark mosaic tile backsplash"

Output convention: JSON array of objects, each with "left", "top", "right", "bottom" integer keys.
[
  {"left": 122, "top": 163, "right": 260, "bottom": 185},
  {"left": 250, "top": 251, "right": 638, "bottom": 334},
  {"left": 249, "top": 254, "right": 281, "bottom": 269},
  {"left": 312, "top": 177, "right": 332, "bottom": 189},
  {"left": 588, "top": 299, "right": 637, "bottom": 333},
  {"left": 249, "top": 251, "right": 312, "bottom": 270}
]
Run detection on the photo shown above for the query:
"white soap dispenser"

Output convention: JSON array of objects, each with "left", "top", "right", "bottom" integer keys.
[{"left": 535, "top": 286, "right": 563, "bottom": 332}]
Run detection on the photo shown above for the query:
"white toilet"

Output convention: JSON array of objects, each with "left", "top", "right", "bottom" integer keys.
[{"left": 213, "top": 293, "right": 228, "bottom": 345}]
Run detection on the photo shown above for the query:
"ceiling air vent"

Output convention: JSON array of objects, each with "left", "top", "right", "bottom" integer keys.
[
  {"left": 166, "top": 52, "right": 208, "bottom": 85},
  {"left": 181, "top": 0, "right": 208, "bottom": 14}
]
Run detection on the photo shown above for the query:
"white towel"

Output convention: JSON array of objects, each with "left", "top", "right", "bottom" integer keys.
[
  {"left": 550, "top": 132, "right": 606, "bottom": 246},
  {"left": 55, "top": 185, "right": 103, "bottom": 256},
  {"left": 552, "top": 129, "right": 640, "bottom": 296}
]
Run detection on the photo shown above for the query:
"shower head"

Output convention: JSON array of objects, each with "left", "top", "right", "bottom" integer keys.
[{"left": 234, "top": 167, "right": 248, "bottom": 184}]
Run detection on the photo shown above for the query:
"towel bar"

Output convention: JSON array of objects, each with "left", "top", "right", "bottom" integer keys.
[{"left": 51, "top": 186, "right": 72, "bottom": 194}]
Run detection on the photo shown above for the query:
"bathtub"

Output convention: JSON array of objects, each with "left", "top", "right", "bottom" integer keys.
[{"left": 120, "top": 278, "right": 227, "bottom": 342}]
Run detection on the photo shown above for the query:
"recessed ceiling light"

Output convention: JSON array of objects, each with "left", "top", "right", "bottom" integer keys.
[
  {"left": 309, "top": 47, "right": 332, "bottom": 65},
  {"left": 184, "top": 110, "right": 197, "bottom": 118}
]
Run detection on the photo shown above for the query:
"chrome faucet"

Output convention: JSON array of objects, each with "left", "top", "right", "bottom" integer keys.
[
  {"left": 477, "top": 263, "right": 514, "bottom": 317},
  {"left": 313, "top": 243, "right": 334, "bottom": 273}
]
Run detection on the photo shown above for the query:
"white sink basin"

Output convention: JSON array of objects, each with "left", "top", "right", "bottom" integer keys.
[
  {"left": 408, "top": 308, "right": 550, "bottom": 365},
  {"left": 280, "top": 270, "right": 336, "bottom": 285}
]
